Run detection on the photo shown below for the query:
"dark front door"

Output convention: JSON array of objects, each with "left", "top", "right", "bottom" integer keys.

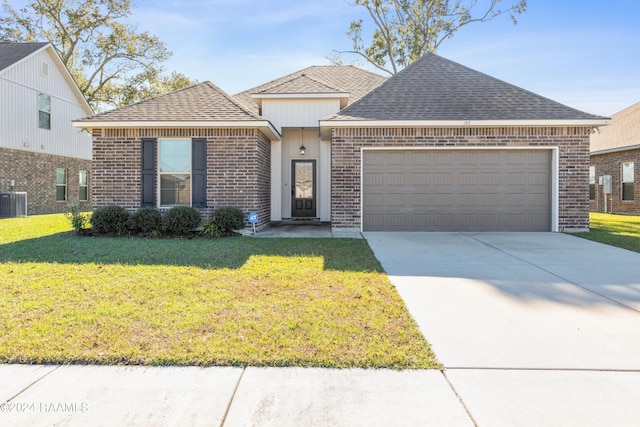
[{"left": 291, "top": 160, "right": 316, "bottom": 217}]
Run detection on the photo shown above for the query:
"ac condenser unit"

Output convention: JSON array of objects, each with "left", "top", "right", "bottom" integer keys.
[{"left": 0, "top": 192, "right": 27, "bottom": 217}]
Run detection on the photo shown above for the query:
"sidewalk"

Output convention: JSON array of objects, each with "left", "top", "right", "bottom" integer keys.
[{"left": 1, "top": 365, "right": 471, "bottom": 426}]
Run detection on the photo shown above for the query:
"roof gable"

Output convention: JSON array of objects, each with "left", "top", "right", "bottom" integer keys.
[
  {"left": 590, "top": 102, "right": 640, "bottom": 153},
  {"left": 234, "top": 65, "right": 386, "bottom": 114},
  {"left": 0, "top": 42, "right": 48, "bottom": 72},
  {"left": 328, "top": 52, "right": 608, "bottom": 122},
  {"left": 77, "top": 81, "right": 263, "bottom": 122}
]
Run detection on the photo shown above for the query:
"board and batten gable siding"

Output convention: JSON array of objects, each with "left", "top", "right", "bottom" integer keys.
[
  {"left": 92, "top": 128, "right": 271, "bottom": 227},
  {"left": 0, "top": 48, "right": 92, "bottom": 159},
  {"left": 261, "top": 99, "right": 341, "bottom": 131},
  {"left": 330, "top": 126, "right": 591, "bottom": 231}
]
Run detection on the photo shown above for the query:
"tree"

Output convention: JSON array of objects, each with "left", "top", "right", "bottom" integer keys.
[
  {"left": 0, "top": 0, "right": 195, "bottom": 111},
  {"left": 334, "top": 0, "right": 527, "bottom": 75}
]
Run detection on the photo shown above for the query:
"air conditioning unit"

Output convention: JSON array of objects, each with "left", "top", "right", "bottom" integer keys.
[{"left": 0, "top": 192, "right": 27, "bottom": 218}]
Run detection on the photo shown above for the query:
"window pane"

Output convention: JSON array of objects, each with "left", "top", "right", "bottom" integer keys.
[
  {"left": 295, "top": 162, "right": 313, "bottom": 199},
  {"left": 623, "top": 183, "right": 634, "bottom": 201},
  {"left": 79, "top": 186, "right": 88, "bottom": 202},
  {"left": 56, "top": 169, "right": 66, "bottom": 185},
  {"left": 56, "top": 185, "right": 66, "bottom": 201},
  {"left": 622, "top": 162, "right": 634, "bottom": 182},
  {"left": 39, "top": 111, "right": 50, "bottom": 129},
  {"left": 589, "top": 184, "right": 595, "bottom": 201},
  {"left": 160, "top": 140, "right": 191, "bottom": 172},
  {"left": 589, "top": 166, "right": 595, "bottom": 184},
  {"left": 79, "top": 171, "right": 88, "bottom": 186},
  {"left": 160, "top": 174, "right": 191, "bottom": 206},
  {"left": 38, "top": 93, "right": 51, "bottom": 112}
]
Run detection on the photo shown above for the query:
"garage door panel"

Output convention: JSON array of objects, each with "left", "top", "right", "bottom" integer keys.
[{"left": 363, "top": 150, "right": 551, "bottom": 231}]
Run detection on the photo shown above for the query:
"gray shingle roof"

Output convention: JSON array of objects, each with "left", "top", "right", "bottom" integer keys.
[
  {"left": 76, "top": 81, "right": 263, "bottom": 122},
  {"left": 590, "top": 102, "right": 640, "bottom": 153},
  {"left": 0, "top": 42, "right": 48, "bottom": 72},
  {"left": 234, "top": 65, "right": 386, "bottom": 114},
  {"left": 327, "top": 52, "right": 608, "bottom": 121},
  {"left": 255, "top": 74, "right": 345, "bottom": 95}
]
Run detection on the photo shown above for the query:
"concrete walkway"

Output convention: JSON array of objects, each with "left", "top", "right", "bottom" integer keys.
[{"left": 2, "top": 231, "right": 640, "bottom": 426}]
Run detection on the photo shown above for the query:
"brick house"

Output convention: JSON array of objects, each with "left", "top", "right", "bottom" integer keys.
[
  {"left": 590, "top": 102, "right": 640, "bottom": 214},
  {"left": 0, "top": 42, "right": 93, "bottom": 215},
  {"left": 74, "top": 53, "right": 609, "bottom": 232}
]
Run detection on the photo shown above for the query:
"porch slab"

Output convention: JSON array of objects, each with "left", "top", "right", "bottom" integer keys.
[{"left": 246, "top": 223, "right": 363, "bottom": 239}]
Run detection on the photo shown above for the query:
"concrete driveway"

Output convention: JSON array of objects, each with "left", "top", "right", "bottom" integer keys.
[{"left": 364, "top": 231, "right": 640, "bottom": 425}]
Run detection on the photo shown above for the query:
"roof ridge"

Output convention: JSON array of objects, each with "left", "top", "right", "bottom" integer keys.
[{"left": 256, "top": 73, "right": 345, "bottom": 94}]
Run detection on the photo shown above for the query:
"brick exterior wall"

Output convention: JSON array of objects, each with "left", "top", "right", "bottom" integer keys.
[
  {"left": 0, "top": 147, "right": 92, "bottom": 215},
  {"left": 92, "top": 128, "right": 271, "bottom": 227},
  {"left": 589, "top": 148, "right": 640, "bottom": 214},
  {"left": 331, "top": 126, "right": 592, "bottom": 231}
]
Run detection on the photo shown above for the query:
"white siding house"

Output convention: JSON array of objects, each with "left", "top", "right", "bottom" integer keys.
[{"left": 0, "top": 42, "right": 93, "bottom": 215}]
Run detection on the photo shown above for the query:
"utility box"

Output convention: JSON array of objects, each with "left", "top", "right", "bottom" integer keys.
[
  {"left": 599, "top": 175, "right": 612, "bottom": 194},
  {"left": 0, "top": 192, "right": 27, "bottom": 218}
]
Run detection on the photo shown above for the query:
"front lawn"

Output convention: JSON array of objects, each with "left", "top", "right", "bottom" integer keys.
[
  {"left": 575, "top": 212, "right": 640, "bottom": 253},
  {"left": 0, "top": 214, "right": 438, "bottom": 369}
]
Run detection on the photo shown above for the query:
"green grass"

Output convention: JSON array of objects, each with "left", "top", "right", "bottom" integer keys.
[
  {"left": 0, "top": 214, "right": 438, "bottom": 369},
  {"left": 574, "top": 212, "right": 640, "bottom": 253}
]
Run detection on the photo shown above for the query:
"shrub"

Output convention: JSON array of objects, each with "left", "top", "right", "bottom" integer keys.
[
  {"left": 210, "top": 206, "right": 245, "bottom": 234},
  {"left": 201, "top": 219, "right": 221, "bottom": 238},
  {"left": 91, "top": 206, "right": 131, "bottom": 235},
  {"left": 130, "top": 207, "right": 164, "bottom": 236},
  {"left": 163, "top": 206, "right": 202, "bottom": 235},
  {"left": 65, "top": 201, "right": 89, "bottom": 233}
]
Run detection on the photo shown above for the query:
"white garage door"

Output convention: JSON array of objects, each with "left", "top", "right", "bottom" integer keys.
[{"left": 363, "top": 150, "right": 552, "bottom": 231}]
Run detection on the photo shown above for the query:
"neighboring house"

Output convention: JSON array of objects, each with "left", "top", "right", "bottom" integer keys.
[
  {"left": 589, "top": 102, "right": 640, "bottom": 214},
  {"left": 73, "top": 52, "right": 609, "bottom": 232},
  {"left": 0, "top": 42, "right": 93, "bottom": 215}
]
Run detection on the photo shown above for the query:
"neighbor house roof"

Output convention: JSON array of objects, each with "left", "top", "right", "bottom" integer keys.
[
  {"left": 0, "top": 42, "right": 48, "bottom": 72},
  {"left": 234, "top": 65, "right": 386, "bottom": 114},
  {"left": 590, "top": 102, "right": 640, "bottom": 154},
  {"left": 322, "top": 52, "right": 610, "bottom": 127},
  {"left": 73, "top": 81, "right": 280, "bottom": 139}
]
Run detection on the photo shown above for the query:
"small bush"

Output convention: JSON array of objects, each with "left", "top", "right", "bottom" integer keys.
[
  {"left": 130, "top": 207, "right": 163, "bottom": 236},
  {"left": 210, "top": 207, "right": 245, "bottom": 234},
  {"left": 163, "top": 206, "right": 202, "bottom": 235},
  {"left": 91, "top": 206, "right": 131, "bottom": 235},
  {"left": 201, "top": 219, "right": 221, "bottom": 238},
  {"left": 65, "top": 201, "right": 89, "bottom": 233}
]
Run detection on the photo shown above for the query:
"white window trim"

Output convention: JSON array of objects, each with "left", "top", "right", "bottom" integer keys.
[
  {"left": 158, "top": 138, "right": 192, "bottom": 208},
  {"left": 589, "top": 165, "right": 596, "bottom": 201},
  {"left": 621, "top": 161, "right": 634, "bottom": 202},
  {"left": 79, "top": 170, "right": 89, "bottom": 202},
  {"left": 56, "top": 168, "right": 67, "bottom": 202},
  {"left": 38, "top": 93, "right": 51, "bottom": 130}
]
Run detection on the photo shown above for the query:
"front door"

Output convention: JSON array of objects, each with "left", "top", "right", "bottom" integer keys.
[{"left": 291, "top": 160, "right": 316, "bottom": 217}]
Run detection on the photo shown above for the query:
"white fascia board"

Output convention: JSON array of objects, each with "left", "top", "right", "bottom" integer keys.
[
  {"left": 320, "top": 118, "right": 612, "bottom": 128},
  {"left": 72, "top": 120, "right": 282, "bottom": 140},
  {"left": 590, "top": 144, "right": 640, "bottom": 156}
]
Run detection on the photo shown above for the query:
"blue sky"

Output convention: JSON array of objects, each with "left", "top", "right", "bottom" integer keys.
[{"left": 131, "top": 0, "right": 639, "bottom": 117}]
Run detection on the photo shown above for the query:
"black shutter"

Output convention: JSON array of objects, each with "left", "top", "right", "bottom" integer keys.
[
  {"left": 192, "top": 138, "right": 207, "bottom": 208},
  {"left": 141, "top": 138, "right": 157, "bottom": 207}
]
